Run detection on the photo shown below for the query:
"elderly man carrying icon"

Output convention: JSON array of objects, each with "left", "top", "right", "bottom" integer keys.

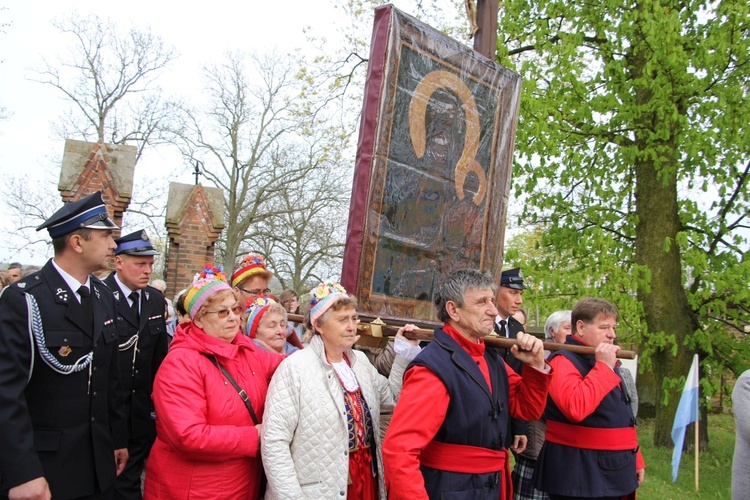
[{"left": 382, "top": 268, "right": 552, "bottom": 499}]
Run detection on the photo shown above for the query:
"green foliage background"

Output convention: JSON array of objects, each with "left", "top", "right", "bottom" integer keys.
[{"left": 494, "top": 0, "right": 750, "bottom": 445}]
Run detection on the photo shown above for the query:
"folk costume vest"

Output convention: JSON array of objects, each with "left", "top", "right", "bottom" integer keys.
[
  {"left": 534, "top": 337, "right": 639, "bottom": 498},
  {"left": 408, "top": 328, "right": 512, "bottom": 498}
]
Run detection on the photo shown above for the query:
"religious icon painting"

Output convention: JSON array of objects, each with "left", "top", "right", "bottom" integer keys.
[{"left": 342, "top": 4, "right": 522, "bottom": 322}]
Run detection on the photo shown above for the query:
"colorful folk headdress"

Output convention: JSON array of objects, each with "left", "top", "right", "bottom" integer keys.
[
  {"left": 245, "top": 295, "right": 278, "bottom": 338},
  {"left": 231, "top": 253, "right": 272, "bottom": 287},
  {"left": 185, "top": 264, "right": 232, "bottom": 318},
  {"left": 309, "top": 281, "right": 349, "bottom": 326}
]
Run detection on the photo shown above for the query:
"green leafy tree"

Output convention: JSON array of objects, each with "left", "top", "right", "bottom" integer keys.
[{"left": 497, "top": 0, "right": 750, "bottom": 447}]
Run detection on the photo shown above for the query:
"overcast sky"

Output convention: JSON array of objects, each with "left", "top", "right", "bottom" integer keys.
[{"left": 0, "top": 0, "right": 358, "bottom": 264}]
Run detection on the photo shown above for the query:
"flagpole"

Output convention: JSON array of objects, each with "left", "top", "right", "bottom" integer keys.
[
  {"left": 695, "top": 357, "right": 700, "bottom": 491},
  {"left": 694, "top": 416, "right": 699, "bottom": 491}
]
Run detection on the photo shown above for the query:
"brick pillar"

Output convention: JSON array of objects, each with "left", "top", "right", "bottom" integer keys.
[
  {"left": 58, "top": 139, "right": 136, "bottom": 233},
  {"left": 164, "top": 183, "right": 225, "bottom": 299}
]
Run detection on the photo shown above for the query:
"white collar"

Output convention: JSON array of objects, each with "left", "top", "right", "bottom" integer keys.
[{"left": 114, "top": 273, "right": 136, "bottom": 297}]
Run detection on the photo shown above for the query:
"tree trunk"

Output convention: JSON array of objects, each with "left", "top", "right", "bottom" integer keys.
[{"left": 629, "top": 9, "right": 706, "bottom": 446}]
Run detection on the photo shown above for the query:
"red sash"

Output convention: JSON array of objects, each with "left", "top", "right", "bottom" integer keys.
[
  {"left": 546, "top": 420, "right": 639, "bottom": 450},
  {"left": 420, "top": 441, "right": 512, "bottom": 498}
]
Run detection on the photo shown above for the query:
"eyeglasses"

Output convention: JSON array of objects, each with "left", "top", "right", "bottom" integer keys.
[
  {"left": 238, "top": 287, "right": 272, "bottom": 296},
  {"left": 204, "top": 305, "right": 244, "bottom": 319}
]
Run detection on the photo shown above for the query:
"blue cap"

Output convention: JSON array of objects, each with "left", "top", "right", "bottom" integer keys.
[
  {"left": 37, "top": 192, "right": 118, "bottom": 239},
  {"left": 500, "top": 267, "right": 526, "bottom": 289},
  {"left": 115, "top": 230, "right": 159, "bottom": 256}
]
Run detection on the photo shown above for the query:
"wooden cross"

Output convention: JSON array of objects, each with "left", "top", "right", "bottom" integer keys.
[{"left": 471, "top": 0, "right": 499, "bottom": 59}]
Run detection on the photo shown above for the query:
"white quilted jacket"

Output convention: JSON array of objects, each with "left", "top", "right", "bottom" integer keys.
[{"left": 261, "top": 334, "right": 407, "bottom": 499}]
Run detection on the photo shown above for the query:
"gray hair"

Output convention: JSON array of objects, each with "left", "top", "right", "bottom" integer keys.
[
  {"left": 544, "top": 310, "right": 572, "bottom": 341},
  {"left": 151, "top": 279, "right": 167, "bottom": 293},
  {"left": 434, "top": 269, "right": 497, "bottom": 322}
]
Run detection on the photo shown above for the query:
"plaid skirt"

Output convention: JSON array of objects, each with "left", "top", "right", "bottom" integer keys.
[{"left": 512, "top": 456, "right": 549, "bottom": 500}]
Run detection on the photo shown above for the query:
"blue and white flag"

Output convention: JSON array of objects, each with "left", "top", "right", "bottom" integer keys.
[{"left": 671, "top": 353, "right": 699, "bottom": 482}]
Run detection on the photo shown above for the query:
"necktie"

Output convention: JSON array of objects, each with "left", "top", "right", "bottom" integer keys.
[
  {"left": 130, "top": 291, "right": 140, "bottom": 323},
  {"left": 78, "top": 286, "right": 93, "bottom": 328},
  {"left": 498, "top": 319, "right": 507, "bottom": 338}
]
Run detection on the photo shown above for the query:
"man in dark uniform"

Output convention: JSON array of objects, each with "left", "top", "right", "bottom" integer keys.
[
  {"left": 0, "top": 191, "right": 128, "bottom": 500},
  {"left": 493, "top": 267, "right": 529, "bottom": 454},
  {"left": 104, "top": 231, "right": 168, "bottom": 500}
]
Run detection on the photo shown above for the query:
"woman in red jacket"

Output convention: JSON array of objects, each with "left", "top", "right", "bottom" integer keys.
[{"left": 143, "top": 265, "right": 282, "bottom": 499}]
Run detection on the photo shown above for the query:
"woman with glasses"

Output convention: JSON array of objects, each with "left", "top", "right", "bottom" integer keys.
[
  {"left": 231, "top": 252, "right": 274, "bottom": 310},
  {"left": 143, "top": 265, "right": 282, "bottom": 499}
]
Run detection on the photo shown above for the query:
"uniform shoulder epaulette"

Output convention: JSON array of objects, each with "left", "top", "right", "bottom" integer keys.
[{"left": 12, "top": 272, "right": 43, "bottom": 293}]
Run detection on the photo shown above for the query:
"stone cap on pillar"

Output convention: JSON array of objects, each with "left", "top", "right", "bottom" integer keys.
[
  {"left": 166, "top": 183, "right": 225, "bottom": 237},
  {"left": 59, "top": 139, "right": 136, "bottom": 200}
]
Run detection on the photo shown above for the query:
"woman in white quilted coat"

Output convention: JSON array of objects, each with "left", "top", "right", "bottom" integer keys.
[{"left": 261, "top": 281, "right": 421, "bottom": 499}]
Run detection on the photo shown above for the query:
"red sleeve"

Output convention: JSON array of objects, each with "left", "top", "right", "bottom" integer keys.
[
  {"left": 548, "top": 355, "right": 622, "bottom": 423},
  {"left": 506, "top": 363, "right": 552, "bottom": 421},
  {"left": 636, "top": 448, "right": 645, "bottom": 469},
  {"left": 382, "top": 366, "right": 448, "bottom": 500}
]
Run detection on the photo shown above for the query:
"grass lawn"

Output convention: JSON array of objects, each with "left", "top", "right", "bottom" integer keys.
[{"left": 637, "top": 413, "right": 735, "bottom": 499}]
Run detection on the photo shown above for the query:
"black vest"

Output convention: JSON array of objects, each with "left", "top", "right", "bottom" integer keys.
[
  {"left": 408, "top": 328, "right": 511, "bottom": 498},
  {"left": 534, "top": 338, "right": 639, "bottom": 497}
]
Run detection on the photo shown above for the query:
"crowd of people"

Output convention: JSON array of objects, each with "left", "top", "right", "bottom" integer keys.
[{"left": 0, "top": 191, "right": 743, "bottom": 499}]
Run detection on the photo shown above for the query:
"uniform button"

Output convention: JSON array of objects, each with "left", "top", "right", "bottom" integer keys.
[
  {"left": 136, "top": 348, "right": 141, "bottom": 353},
  {"left": 92, "top": 391, "right": 97, "bottom": 397},
  {"left": 63, "top": 338, "right": 69, "bottom": 343},
  {"left": 93, "top": 367, "right": 98, "bottom": 372},
  {"left": 91, "top": 417, "right": 96, "bottom": 422},
  {"left": 93, "top": 343, "right": 98, "bottom": 348},
  {"left": 132, "top": 390, "right": 136, "bottom": 393},
  {"left": 135, "top": 370, "right": 139, "bottom": 374}
]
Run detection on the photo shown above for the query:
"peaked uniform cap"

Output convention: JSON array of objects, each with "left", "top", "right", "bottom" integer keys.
[
  {"left": 37, "top": 191, "right": 118, "bottom": 239},
  {"left": 500, "top": 267, "right": 526, "bottom": 289},
  {"left": 115, "top": 230, "right": 159, "bottom": 256}
]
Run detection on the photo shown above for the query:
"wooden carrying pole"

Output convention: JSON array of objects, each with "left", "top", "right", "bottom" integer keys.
[{"left": 289, "top": 313, "right": 637, "bottom": 360}]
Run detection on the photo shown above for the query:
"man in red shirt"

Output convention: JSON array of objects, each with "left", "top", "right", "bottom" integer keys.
[
  {"left": 382, "top": 269, "right": 552, "bottom": 499},
  {"left": 533, "top": 298, "right": 645, "bottom": 499}
]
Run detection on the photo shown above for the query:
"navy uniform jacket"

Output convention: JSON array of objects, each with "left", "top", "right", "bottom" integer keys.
[
  {"left": 0, "top": 261, "right": 128, "bottom": 499},
  {"left": 103, "top": 276, "right": 168, "bottom": 439},
  {"left": 495, "top": 315, "right": 528, "bottom": 441}
]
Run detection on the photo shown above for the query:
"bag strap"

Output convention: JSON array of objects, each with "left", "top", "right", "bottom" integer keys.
[{"left": 201, "top": 353, "right": 260, "bottom": 425}]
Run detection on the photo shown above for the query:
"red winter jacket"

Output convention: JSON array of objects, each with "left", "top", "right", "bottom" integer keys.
[{"left": 144, "top": 322, "right": 283, "bottom": 499}]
